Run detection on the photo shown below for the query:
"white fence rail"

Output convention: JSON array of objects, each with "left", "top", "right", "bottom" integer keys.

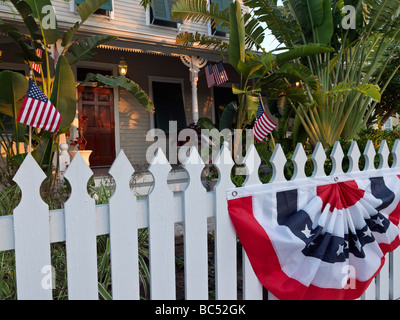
[{"left": 2, "top": 140, "right": 400, "bottom": 300}]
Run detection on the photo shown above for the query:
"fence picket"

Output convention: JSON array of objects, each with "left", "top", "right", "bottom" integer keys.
[
  {"left": 108, "top": 150, "right": 139, "bottom": 300},
  {"left": 214, "top": 142, "right": 236, "bottom": 299},
  {"left": 330, "top": 141, "right": 344, "bottom": 175},
  {"left": 378, "top": 140, "right": 390, "bottom": 169},
  {"left": 64, "top": 151, "right": 98, "bottom": 300},
  {"left": 13, "top": 154, "right": 52, "bottom": 300},
  {"left": 364, "top": 140, "right": 376, "bottom": 171},
  {"left": 147, "top": 148, "right": 175, "bottom": 299},
  {"left": 182, "top": 147, "right": 208, "bottom": 299},
  {"left": 347, "top": 141, "right": 361, "bottom": 173},
  {"left": 291, "top": 143, "right": 308, "bottom": 180},
  {"left": 242, "top": 144, "right": 263, "bottom": 300},
  {"left": 311, "top": 142, "right": 326, "bottom": 177}
]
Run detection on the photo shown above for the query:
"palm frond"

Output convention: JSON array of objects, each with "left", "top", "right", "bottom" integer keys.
[
  {"left": 176, "top": 31, "right": 228, "bottom": 51},
  {"left": 171, "top": 0, "right": 230, "bottom": 31}
]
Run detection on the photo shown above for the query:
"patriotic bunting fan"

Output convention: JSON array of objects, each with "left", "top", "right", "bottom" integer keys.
[{"left": 227, "top": 172, "right": 400, "bottom": 300}]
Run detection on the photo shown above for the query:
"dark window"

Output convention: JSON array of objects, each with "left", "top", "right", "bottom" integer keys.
[
  {"left": 210, "top": 0, "right": 231, "bottom": 36},
  {"left": 75, "top": 0, "right": 112, "bottom": 16},
  {"left": 213, "top": 86, "right": 237, "bottom": 125},
  {"left": 151, "top": 0, "right": 180, "bottom": 28},
  {"left": 152, "top": 81, "right": 186, "bottom": 133}
]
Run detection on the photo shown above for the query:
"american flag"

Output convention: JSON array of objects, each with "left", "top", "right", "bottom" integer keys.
[
  {"left": 32, "top": 48, "right": 43, "bottom": 74},
  {"left": 227, "top": 172, "right": 400, "bottom": 299},
  {"left": 205, "top": 64, "right": 215, "bottom": 88},
  {"left": 17, "top": 79, "right": 62, "bottom": 133},
  {"left": 253, "top": 99, "right": 277, "bottom": 142},
  {"left": 212, "top": 62, "right": 229, "bottom": 85}
]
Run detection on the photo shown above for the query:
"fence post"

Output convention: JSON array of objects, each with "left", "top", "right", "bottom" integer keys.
[
  {"left": 13, "top": 153, "right": 52, "bottom": 300},
  {"left": 148, "top": 147, "right": 175, "bottom": 299},
  {"left": 64, "top": 151, "right": 98, "bottom": 300},
  {"left": 108, "top": 150, "right": 139, "bottom": 300}
]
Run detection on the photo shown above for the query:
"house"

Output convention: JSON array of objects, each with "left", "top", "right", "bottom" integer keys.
[{"left": 0, "top": 0, "right": 241, "bottom": 173}]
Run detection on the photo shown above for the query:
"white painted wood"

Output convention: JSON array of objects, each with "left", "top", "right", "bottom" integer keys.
[
  {"left": 3, "top": 140, "right": 400, "bottom": 300},
  {"left": 363, "top": 140, "right": 376, "bottom": 171},
  {"left": 214, "top": 142, "right": 236, "bottom": 300},
  {"left": 242, "top": 144, "right": 263, "bottom": 300},
  {"left": 363, "top": 277, "right": 376, "bottom": 300},
  {"left": 391, "top": 249, "right": 400, "bottom": 299},
  {"left": 64, "top": 151, "right": 98, "bottom": 300},
  {"left": 391, "top": 139, "right": 400, "bottom": 168},
  {"left": 242, "top": 144, "right": 261, "bottom": 186},
  {"left": 377, "top": 255, "right": 390, "bottom": 300},
  {"left": 182, "top": 146, "right": 209, "bottom": 299},
  {"left": 330, "top": 141, "right": 344, "bottom": 175},
  {"left": 12, "top": 153, "right": 52, "bottom": 300},
  {"left": 108, "top": 150, "right": 139, "bottom": 300},
  {"left": 270, "top": 144, "right": 287, "bottom": 182},
  {"left": 311, "top": 142, "right": 326, "bottom": 177},
  {"left": 378, "top": 140, "right": 390, "bottom": 169},
  {"left": 291, "top": 143, "right": 308, "bottom": 180},
  {"left": 347, "top": 141, "right": 361, "bottom": 173},
  {"left": 147, "top": 147, "right": 176, "bottom": 299}
]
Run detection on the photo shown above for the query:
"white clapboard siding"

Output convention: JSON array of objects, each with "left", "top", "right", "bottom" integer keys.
[
  {"left": 64, "top": 151, "right": 98, "bottom": 300},
  {"left": 5, "top": 139, "right": 400, "bottom": 300}
]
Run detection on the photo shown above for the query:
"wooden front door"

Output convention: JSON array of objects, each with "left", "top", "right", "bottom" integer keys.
[{"left": 78, "top": 86, "right": 116, "bottom": 167}]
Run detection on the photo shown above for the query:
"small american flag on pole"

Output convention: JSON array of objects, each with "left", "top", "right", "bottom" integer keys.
[
  {"left": 32, "top": 48, "right": 43, "bottom": 74},
  {"left": 253, "top": 99, "right": 277, "bottom": 142},
  {"left": 17, "top": 79, "right": 62, "bottom": 133},
  {"left": 212, "top": 62, "right": 229, "bottom": 85},
  {"left": 205, "top": 64, "right": 215, "bottom": 88}
]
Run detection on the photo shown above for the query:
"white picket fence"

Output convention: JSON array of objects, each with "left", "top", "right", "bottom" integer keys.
[{"left": 2, "top": 139, "right": 400, "bottom": 300}]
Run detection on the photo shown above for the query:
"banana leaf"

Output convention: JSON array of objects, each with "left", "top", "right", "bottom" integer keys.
[
  {"left": 50, "top": 55, "right": 77, "bottom": 132},
  {"left": 25, "top": 0, "right": 58, "bottom": 44},
  {"left": 83, "top": 73, "right": 154, "bottom": 113}
]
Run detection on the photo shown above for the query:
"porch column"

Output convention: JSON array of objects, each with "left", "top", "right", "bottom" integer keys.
[{"left": 180, "top": 55, "right": 207, "bottom": 124}]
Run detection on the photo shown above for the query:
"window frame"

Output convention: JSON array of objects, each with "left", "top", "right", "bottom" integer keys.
[
  {"left": 71, "top": 0, "right": 115, "bottom": 19},
  {"left": 148, "top": 76, "right": 186, "bottom": 133}
]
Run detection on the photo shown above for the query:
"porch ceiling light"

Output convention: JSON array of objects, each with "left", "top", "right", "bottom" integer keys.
[{"left": 118, "top": 57, "right": 128, "bottom": 76}]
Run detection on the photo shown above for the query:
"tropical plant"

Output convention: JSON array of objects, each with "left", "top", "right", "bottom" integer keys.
[
  {"left": 242, "top": 0, "right": 400, "bottom": 147},
  {"left": 171, "top": 0, "right": 335, "bottom": 155},
  {"left": 0, "top": 0, "right": 153, "bottom": 186}
]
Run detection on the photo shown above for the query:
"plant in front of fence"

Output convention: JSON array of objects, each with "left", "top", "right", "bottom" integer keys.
[{"left": 0, "top": 0, "right": 154, "bottom": 189}]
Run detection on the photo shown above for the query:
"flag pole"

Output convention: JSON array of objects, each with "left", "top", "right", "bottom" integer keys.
[{"left": 28, "top": 70, "right": 33, "bottom": 154}]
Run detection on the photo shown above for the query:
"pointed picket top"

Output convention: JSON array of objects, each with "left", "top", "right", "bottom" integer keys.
[
  {"left": 148, "top": 147, "right": 172, "bottom": 192},
  {"left": 291, "top": 143, "right": 308, "bottom": 180},
  {"left": 64, "top": 150, "right": 93, "bottom": 192},
  {"left": 378, "top": 140, "right": 390, "bottom": 169},
  {"left": 214, "top": 141, "right": 234, "bottom": 166},
  {"left": 13, "top": 152, "right": 46, "bottom": 188},
  {"left": 243, "top": 144, "right": 261, "bottom": 186},
  {"left": 330, "top": 141, "right": 344, "bottom": 176},
  {"left": 182, "top": 146, "right": 205, "bottom": 180},
  {"left": 270, "top": 144, "right": 287, "bottom": 182},
  {"left": 363, "top": 140, "right": 376, "bottom": 171},
  {"left": 311, "top": 142, "right": 326, "bottom": 178},
  {"left": 391, "top": 139, "right": 400, "bottom": 168},
  {"left": 347, "top": 141, "right": 361, "bottom": 173},
  {"left": 109, "top": 149, "right": 135, "bottom": 185}
]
